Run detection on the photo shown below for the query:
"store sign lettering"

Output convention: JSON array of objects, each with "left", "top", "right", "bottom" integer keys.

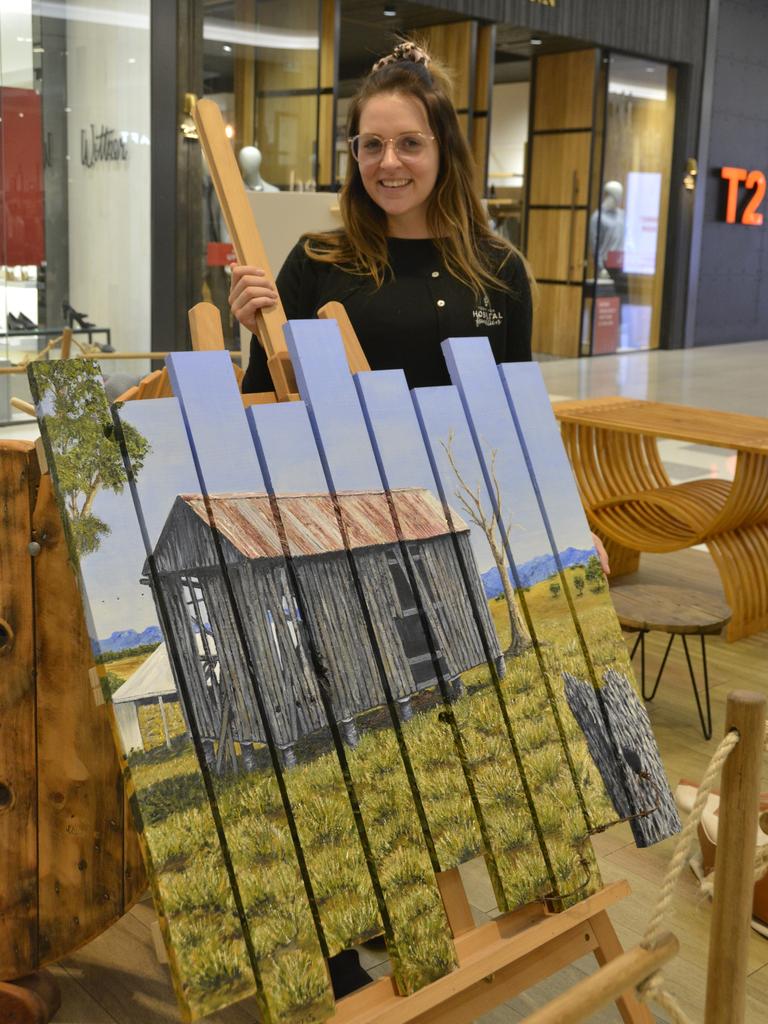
[
  {"left": 81, "top": 124, "right": 128, "bottom": 168},
  {"left": 720, "top": 166, "right": 765, "bottom": 226}
]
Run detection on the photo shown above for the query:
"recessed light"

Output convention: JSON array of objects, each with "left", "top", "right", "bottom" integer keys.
[
  {"left": 646, "top": 66, "right": 655, "bottom": 72},
  {"left": 223, "top": 44, "right": 232, "bottom": 52},
  {"left": 224, "top": 124, "right": 235, "bottom": 139},
  {"left": 128, "top": 57, "right": 136, "bottom": 64},
  {"left": 530, "top": 37, "right": 542, "bottom": 46},
  {"left": 383, "top": 6, "right": 397, "bottom": 16}
]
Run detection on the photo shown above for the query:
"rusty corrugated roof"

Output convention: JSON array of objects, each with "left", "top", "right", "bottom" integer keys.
[{"left": 180, "top": 488, "right": 468, "bottom": 560}]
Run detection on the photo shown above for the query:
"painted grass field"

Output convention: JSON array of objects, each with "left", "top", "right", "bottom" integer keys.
[{"left": 124, "top": 563, "right": 628, "bottom": 1012}]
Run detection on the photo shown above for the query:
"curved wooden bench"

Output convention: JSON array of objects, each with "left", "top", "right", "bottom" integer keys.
[{"left": 556, "top": 396, "right": 768, "bottom": 641}]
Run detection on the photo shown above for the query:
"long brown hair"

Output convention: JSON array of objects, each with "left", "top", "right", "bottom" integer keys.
[{"left": 304, "top": 42, "right": 522, "bottom": 299}]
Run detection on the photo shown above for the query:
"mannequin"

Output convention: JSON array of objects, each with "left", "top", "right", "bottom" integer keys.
[
  {"left": 238, "top": 144, "right": 279, "bottom": 192},
  {"left": 589, "top": 180, "right": 625, "bottom": 279}
]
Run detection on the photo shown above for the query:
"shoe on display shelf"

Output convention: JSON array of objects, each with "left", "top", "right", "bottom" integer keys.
[{"left": 62, "top": 300, "right": 95, "bottom": 329}]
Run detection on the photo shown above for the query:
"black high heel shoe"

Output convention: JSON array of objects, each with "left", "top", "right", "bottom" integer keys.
[
  {"left": 62, "top": 300, "right": 95, "bottom": 329},
  {"left": 7, "top": 313, "right": 23, "bottom": 331},
  {"left": 16, "top": 312, "right": 38, "bottom": 329}
]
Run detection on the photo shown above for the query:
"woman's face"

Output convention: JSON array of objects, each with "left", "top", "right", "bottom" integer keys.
[{"left": 356, "top": 91, "right": 439, "bottom": 237}]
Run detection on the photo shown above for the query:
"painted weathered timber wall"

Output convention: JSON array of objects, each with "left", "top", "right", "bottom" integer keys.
[{"left": 563, "top": 668, "right": 681, "bottom": 847}]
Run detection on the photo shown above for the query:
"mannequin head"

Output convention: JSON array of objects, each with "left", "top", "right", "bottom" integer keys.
[
  {"left": 238, "top": 144, "right": 264, "bottom": 189},
  {"left": 602, "top": 180, "right": 624, "bottom": 212}
]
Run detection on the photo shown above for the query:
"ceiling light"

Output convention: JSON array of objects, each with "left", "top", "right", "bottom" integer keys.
[
  {"left": 224, "top": 124, "right": 235, "bottom": 139},
  {"left": 383, "top": 6, "right": 397, "bottom": 16},
  {"left": 530, "top": 37, "right": 542, "bottom": 45},
  {"left": 204, "top": 18, "right": 318, "bottom": 50},
  {"left": 223, "top": 44, "right": 232, "bottom": 53}
]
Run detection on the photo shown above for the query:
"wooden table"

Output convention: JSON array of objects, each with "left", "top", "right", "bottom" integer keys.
[{"left": 554, "top": 396, "right": 768, "bottom": 641}]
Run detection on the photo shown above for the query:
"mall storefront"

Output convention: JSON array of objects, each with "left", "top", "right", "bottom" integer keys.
[{"left": 0, "top": 0, "right": 740, "bottom": 424}]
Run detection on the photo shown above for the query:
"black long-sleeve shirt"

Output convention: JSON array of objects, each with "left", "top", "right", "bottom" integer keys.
[{"left": 242, "top": 235, "right": 532, "bottom": 393}]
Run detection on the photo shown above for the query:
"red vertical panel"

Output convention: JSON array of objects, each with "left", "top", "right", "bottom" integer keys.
[{"left": 0, "top": 88, "right": 45, "bottom": 266}]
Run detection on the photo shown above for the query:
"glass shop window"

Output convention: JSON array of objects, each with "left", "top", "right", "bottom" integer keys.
[
  {"left": 583, "top": 54, "right": 676, "bottom": 355},
  {"left": 0, "top": 0, "right": 151, "bottom": 425}
]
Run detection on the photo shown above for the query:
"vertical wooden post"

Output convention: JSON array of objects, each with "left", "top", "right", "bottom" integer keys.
[{"left": 705, "top": 690, "right": 766, "bottom": 1024}]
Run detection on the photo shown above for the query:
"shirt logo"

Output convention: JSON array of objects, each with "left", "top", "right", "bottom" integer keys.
[{"left": 472, "top": 295, "right": 503, "bottom": 328}]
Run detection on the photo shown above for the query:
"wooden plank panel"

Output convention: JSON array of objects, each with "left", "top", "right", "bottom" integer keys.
[
  {"left": 533, "top": 50, "right": 596, "bottom": 132},
  {"left": 33, "top": 473, "right": 128, "bottom": 966},
  {"left": 284, "top": 323, "right": 491, "bottom": 874},
  {"left": 27, "top": 361, "right": 260, "bottom": 1022},
  {"left": 531, "top": 284, "right": 583, "bottom": 357},
  {"left": 527, "top": 209, "right": 588, "bottom": 283},
  {"left": 0, "top": 442, "right": 38, "bottom": 978},
  {"left": 420, "top": 22, "right": 475, "bottom": 112},
  {"left": 442, "top": 339, "right": 680, "bottom": 848},
  {"left": 528, "top": 133, "right": 591, "bottom": 207},
  {"left": 167, "top": 351, "right": 455, "bottom": 994},
  {"left": 410, "top": 383, "right": 604, "bottom": 905},
  {"left": 113, "top": 392, "right": 335, "bottom": 1021},
  {"left": 355, "top": 369, "right": 560, "bottom": 912},
  {"left": 317, "top": 0, "right": 337, "bottom": 187}
]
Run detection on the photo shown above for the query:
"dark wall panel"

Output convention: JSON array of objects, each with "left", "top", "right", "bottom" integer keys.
[
  {"left": 694, "top": 0, "right": 768, "bottom": 346},
  {"left": 422, "top": 0, "right": 707, "bottom": 64}
]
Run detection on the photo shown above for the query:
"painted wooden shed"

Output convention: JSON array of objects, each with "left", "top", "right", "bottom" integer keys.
[{"left": 148, "top": 487, "right": 500, "bottom": 767}]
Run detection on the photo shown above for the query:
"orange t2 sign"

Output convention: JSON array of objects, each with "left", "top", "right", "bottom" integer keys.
[{"left": 721, "top": 167, "right": 765, "bottom": 225}]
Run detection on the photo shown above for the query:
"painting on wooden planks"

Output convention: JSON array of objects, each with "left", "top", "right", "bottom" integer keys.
[
  {"left": 440, "top": 338, "right": 680, "bottom": 847},
  {"left": 27, "top": 360, "right": 330, "bottom": 1024},
  {"left": 26, "top": 326, "right": 680, "bottom": 1020},
  {"left": 164, "top": 350, "right": 456, "bottom": 993}
]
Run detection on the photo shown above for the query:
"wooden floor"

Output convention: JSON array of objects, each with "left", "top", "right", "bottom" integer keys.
[{"left": 44, "top": 548, "right": 768, "bottom": 1024}]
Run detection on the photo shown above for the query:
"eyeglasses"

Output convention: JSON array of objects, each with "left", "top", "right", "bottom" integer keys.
[{"left": 348, "top": 132, "right": 436, "bottom": 165}]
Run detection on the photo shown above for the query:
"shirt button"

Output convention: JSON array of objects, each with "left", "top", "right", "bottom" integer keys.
[
  {"left": 431, "top": 270, "right": 440, "bottom": 278},
  {"left": 437, "top": 299, "right": 445, "bottom": 308}
]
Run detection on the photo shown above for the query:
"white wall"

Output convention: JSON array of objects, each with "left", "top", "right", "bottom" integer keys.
[
  {"left": 0, "top": 2, "right": 33, "bottom": 89},
  {"left": 66, "top": 0, "right": 150, "bottom": 353},
  {"left": 489, "top": 81, "right": 530, "bottom": 188}
]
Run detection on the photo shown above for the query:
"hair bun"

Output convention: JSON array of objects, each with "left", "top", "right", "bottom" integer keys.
[{"left": 372, "top": 41, "right": 431, "bottom": 73}]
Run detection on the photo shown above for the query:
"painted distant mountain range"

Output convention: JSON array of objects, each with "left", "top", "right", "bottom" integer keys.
[
  {"left": 97, "top": 626, "right": 163, "bottom": 654},
  {"left": 481, "top": 547, "right": 594, "bottom": 598}
]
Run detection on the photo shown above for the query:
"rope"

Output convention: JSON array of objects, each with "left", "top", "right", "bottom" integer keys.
[
  {"left": 635, "top": 721, "right": 768, "bottom": 1022},
  {"left": 643, "top": 729, "right": 740, "bottom": 948},
  {"left": 637, "top": 729, "right": 740, "bottom": 1024}
]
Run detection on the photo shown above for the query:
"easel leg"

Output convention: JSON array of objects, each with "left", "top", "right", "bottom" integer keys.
[{"left": 590, "top": 911, "right": 654, "bottom": 1024}]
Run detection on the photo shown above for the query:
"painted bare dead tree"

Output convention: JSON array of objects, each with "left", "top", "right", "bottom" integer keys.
[{"left": 442, "top": 433, "right": 531, "bottom": 657}]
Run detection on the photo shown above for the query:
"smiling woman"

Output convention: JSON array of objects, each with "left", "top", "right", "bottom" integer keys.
[{"left": 231, "top": 40, "right": 533, "bottom": 392}]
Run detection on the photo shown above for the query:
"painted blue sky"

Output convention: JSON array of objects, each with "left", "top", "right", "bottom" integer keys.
[
  {"left": 441, "top": 338, "right": 594, "bottom": 570},
  {"left": 285, "top": 320, "right": 383, "bottom": 492},
  {"left": 248, "top": 402, "right": 329, "bottom": 495},
  {"left": 81, "top": 398, "right": 203, "bottom": 638}
]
